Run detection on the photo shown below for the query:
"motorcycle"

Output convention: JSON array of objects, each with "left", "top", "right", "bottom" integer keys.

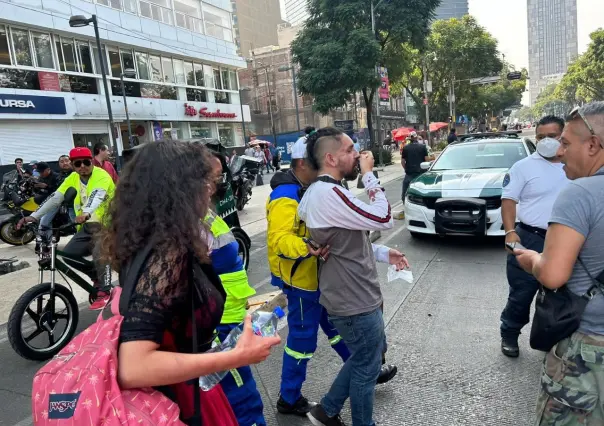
[
  {"left": 0, "top": 172, "right": 73, "bottom": 246},
  {"left": 230, "top": 155, "right": 262, "bottom": 211}
]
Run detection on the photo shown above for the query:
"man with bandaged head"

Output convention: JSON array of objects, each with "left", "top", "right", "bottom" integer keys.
[{"left": 499, "top": 116, "right": 569, "bottom": 357}]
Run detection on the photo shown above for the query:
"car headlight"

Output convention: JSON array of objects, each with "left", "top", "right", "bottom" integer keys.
[{"left": 407, "top": 194, "right": 424, "bottom": 206}]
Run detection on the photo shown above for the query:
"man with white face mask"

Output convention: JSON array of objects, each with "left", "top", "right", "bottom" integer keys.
[{"left": 499, "top": 116, "right": 569, "bottom": 357}]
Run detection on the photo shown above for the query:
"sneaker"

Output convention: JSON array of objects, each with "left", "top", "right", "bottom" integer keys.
[
  {"left": 277, "top": 395, "right": 316, "bottom": 417},
  {"left": 307, "top": 404, "right": 346, "bottom": 426},
  {"left": 377, "top": 364, "right": 398, "bottom": 384},
  {"left": 89, "top": 290, "right": 110, "bottom": 311},
  {"left": 501, "top": 336, "right": 519, "bottom": 357}
]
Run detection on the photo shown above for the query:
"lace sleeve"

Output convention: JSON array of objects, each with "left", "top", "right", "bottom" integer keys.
[{"left": 119, "top": 248, "right": 189, "bottom": 344}]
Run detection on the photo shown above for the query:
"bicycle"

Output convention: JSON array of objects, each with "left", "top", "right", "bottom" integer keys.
[{"left": 7, "top": 222, "right": 113, "bottom": 361}]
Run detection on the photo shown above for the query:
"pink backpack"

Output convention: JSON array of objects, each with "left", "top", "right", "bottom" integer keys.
[{"left": 31, "top": 285, "right": 185, "bottom": 425}]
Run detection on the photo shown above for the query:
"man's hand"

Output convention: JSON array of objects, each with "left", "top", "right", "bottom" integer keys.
[
  {"left": 359, "top": 151, "right": 374, "bottom": 175},
  {"left": 75, "top": 213, "right": 91, "bottom": 224},
  {"left": 504, "top": 231, "right": 521, "bottom": 252},
  {"left": 307, "top": 243, "right": 330, "bottom": 261},
  {"left": 16, "top": 216, "right": 37, "bottom": 230},
  {"left": 514, "top": 249, "right": 540, "bottom": 274},
  {"left": 388, "top": 249, "right": 410, "bottom": 271}
]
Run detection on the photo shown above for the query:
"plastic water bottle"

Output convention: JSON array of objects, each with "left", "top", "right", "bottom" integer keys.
[{"left": 199, "top": 307, "right": 286, "bottom": 391}]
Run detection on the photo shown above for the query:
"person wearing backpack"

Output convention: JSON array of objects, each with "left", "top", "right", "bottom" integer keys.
[
  {"left": 102, "top": 141, "right": 281, "bottom": 424},
  {"left": 514, "top": 102, "right": 604, "bottom": 425}
]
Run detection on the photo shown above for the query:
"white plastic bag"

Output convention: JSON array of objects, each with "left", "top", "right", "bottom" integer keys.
[{"left": 387, "top": 265, "right": 414, "bottom": 283}]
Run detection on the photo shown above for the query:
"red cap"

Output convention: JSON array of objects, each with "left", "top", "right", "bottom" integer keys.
[{"left": 69, "top": 147, "right": 92, "bottom": 160}]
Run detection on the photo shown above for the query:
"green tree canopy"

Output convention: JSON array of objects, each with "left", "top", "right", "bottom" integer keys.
[{"left": 291, "top": 0, "right": 440, "bottom": 142}]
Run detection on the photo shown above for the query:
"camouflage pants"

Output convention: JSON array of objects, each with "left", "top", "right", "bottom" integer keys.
[{"left": 535, "top": 331, "right": 604, "bottom": 425}]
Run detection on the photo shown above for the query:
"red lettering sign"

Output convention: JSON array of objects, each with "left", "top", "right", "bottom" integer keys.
[{"left": 184, "top": 104, "right": 236, "bottom": 119}]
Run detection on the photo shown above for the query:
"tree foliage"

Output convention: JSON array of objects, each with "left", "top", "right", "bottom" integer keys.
[
  {"left": 392, "top": 16, "right": 526, "bottom": 122},
  {"left": 291, "top": 0, "right": 440, "bottom": 139}
]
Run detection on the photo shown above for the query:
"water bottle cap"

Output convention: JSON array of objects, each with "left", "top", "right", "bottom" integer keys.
[{"left": 273, "top": 306, "right": 285, "bottom": 319}]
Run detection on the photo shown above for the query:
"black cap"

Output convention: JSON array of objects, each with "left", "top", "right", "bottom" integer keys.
[{"left": 36, "top": 162, "right": 50, "bottom": 172}]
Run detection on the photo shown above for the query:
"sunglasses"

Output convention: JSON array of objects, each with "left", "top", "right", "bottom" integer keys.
[
  {"left": 569, "top": 106, "right": 595, "bottom": 136},
  {"left": 73, "top": 159, "right": 92, "bottom": 168}
]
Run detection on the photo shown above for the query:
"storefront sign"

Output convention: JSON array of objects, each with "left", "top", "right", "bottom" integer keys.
[
  {"left": 38, "top": 72, "right": 61, "bottom": 92},
  {"left": 0, "top": 94, "right": 66, "bottom": 114},
  {"left": 184, "top": 103, "right": 237, "bottom": 119}
]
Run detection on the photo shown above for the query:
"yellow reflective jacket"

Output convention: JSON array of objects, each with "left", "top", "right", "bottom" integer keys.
[
  {"left": 205, "top": 211, "right": 256, "bottom": 324},
  {"left": 266, "top": 171, "right": 318, "bottom": 296}
]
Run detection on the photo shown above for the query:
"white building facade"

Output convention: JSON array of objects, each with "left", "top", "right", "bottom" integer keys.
[{"left": 0, "top": 0, "right": 250, "bottom": 165}]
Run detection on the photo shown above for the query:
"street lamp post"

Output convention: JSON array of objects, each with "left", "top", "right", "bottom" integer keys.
[
  {"left": 69, "top": 15, "right": 121, "bottom": 171},
  {"left": 239, "top": 87, "right": 251, "bottom": 145},
  {"left": 371, "top": 0, "right": 385, "bottom": 169},
  {"left": 120, "top": 68, "right": 136, "bottom": 147},
  {"left": 278, "top": 64, "right": 301, "bottom": 133}
]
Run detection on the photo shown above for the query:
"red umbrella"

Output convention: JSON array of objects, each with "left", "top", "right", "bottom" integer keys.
[
  {"left": 429, "top": 122, "right": 449, "bottom": 132},
  {"left": 392, "top": 127, "right": 414, "bottom": 141}
]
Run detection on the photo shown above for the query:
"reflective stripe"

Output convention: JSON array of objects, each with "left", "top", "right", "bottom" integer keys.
[
  {"left": 329, "top": 335, "right": 343, "bottom": 346},
  {"left": 213, "top": 233, "right": 236, "bottom": 249},
  {"left": 284, "top": 345, "right": 313, "bottom": 361}
]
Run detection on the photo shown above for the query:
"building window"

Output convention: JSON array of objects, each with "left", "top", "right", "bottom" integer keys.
[
  {"left": 175, "top": 0, "right": 203, "bottom": 33},
  {"left": 148, "top": 54, "right": 162, "bottom": 82},
  {"left": 139, "top": 0, "right": 173, "bottom": 25},
  {"left": 194, "top": 62, "right": 204, "bottom": 86},
  {"left": 11, "top": 28, "right": 33, "bottom": 67},
  {"left": 31, "top": 32, "right": 54, "bottom": 69},
  {"left": 190, "top": 122, "right": 213, "bottom": 138},
  {"left": 124, "top": 0, "right": 138, "bottom": 13},
  {"left": 203, "top": 4, "right": 233, "bottom": 42},
  {"left": 214, "top": 91, "right": 229, "bottom": 104},
  {"left": 218, "top": 123, "right": 235, "bottom": 146},
  {"left": 162, "top": 56, "right": 174, "bottom": 83},
  {"left": 213, "top": 68, "right": 222, "bottom": 89},
  {"left": 0, "top": 26, "right": 10, "bottom": 65},
  {"left": 186, "top": 88, "right": 207, "bottom": 102},
  {"left": 108, "top": 47, "right": 122, "bottom": 77},
  {"left": 173, "top": 58, "right": 185, "bottom": 84},
  {"left": 57, "top": 38, "right": 77, "bottom": 72},
  {"left": 77, "top": 41, "right": 94, "bottom": 74},
  {"left": 135, "top": 51, "right": 150, "bottom": 80},
  {"left": 121, "top": 49, "right": 136, "bottom": 75},
  {"left": 184, "top": 61, "right": 195, "bottom": 85}
]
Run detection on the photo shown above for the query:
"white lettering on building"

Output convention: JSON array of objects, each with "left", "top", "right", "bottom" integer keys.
[{"left": 0, "top": 99, "right": 36, "bottom": 108}]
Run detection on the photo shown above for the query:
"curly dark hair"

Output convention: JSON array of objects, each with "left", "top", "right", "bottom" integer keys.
[{"left": 98, "top": 141, "right": 214, "bottom": 271}]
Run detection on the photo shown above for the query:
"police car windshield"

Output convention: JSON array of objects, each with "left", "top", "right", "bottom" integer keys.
[{"left": 431, "top": 142, "right": 527, "bottom": 171}]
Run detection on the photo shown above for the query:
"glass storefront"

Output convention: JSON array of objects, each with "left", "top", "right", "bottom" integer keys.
[
  {"left": 190, "top": 123, "right": 213, "bottom": 138},
  {"left": 218, "top": 123, "right": 235, "bottom": 147},
  {"left": 73, "top": 134, "right": 109, "bottom": 149}
]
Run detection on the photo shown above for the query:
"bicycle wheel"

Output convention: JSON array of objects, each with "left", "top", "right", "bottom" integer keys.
[{"left": 7, "top": 283, "right": 79, "bottom": 361}]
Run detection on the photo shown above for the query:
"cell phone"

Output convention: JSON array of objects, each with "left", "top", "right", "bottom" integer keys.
[
  {"left": 302, "top": 237, "right": 326, "bottom": 261},
  {"left": 505, "top": 242, "right": 526, "bottom": 251}
]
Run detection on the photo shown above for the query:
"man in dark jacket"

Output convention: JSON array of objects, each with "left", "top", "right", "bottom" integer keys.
[{"left": 33, "top": 162, "right": 59, "bottom": 205}]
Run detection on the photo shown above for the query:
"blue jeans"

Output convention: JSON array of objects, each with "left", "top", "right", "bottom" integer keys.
[
  {"left": 39, "top": 206, "right": 76, "bottom": 239},
  {"left": 322, "top": 308, "right": 385, "bottom": 426}
]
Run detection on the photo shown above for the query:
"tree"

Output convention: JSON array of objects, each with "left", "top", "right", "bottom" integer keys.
[
  {"left": 532, "top": 82, "right": 570, "bottom": 118},
  {"left": 515, "top": 106, "right": 534, "bottom": 123},
  {"left": 291, "top": 0, "right": 440, "bottom": 144},
  {"left": 393, "top": 16, "right": 510, "bottom": 122},
  {"left": 555, "top": 28, "right": 604, "bottom": 104}
]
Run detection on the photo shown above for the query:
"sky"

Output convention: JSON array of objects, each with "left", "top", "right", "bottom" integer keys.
[{"left": 278, "top": 0, "right": 604, "bottom": 71}]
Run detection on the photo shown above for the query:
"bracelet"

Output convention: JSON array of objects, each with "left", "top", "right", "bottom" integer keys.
[{"left": 505, "top": 230, "right": 517, "bottom": 236}]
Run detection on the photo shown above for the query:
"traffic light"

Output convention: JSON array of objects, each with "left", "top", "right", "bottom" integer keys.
[{"left": 507, "top": 71, "right": 522, "bottom": 80}]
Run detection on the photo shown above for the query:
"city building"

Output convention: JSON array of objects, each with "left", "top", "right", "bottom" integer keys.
[
  {"left": 231, "top": 0, "right": 284, "bottom": 58},
  {"left": 0, "top": 0, "right": 250, "bottom": 166},
  {"left": 284, "top": 0, "right": 309, "bottom": 26},
  {"left": 434, "top": 0, "right": 468, "bottom": 20},
  {"left": 527, "top": 0, "right": 578, "bottom": 105}
]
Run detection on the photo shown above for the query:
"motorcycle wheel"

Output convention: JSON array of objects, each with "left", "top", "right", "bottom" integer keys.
[
  {"left": 236, "top": 195, "right": 246, "bottom": 211},
  {"left": 0, "top": 218, "right": 35, "bottom": 246},
  {"left": 8, "top": 283, "right": 79, "bottom": 361},
  {"left": 232, "top": 228, "right": 251, "bottom": 271}
]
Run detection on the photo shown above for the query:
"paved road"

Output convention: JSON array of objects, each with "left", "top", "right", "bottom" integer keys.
[{"left": 0, "top": 173, "right": 544, "bottom": 426}]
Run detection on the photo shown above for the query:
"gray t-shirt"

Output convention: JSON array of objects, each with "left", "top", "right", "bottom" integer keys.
[{"left": 549, "top": 167, "right": 604, "bottom": 335}]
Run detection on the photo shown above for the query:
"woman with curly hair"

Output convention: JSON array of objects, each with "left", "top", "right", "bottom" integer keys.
[{"left": 98, "top": 141, "right": 281, "bottom": 425}]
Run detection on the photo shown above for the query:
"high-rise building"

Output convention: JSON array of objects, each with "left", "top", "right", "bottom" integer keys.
[
  {"left": 231, "top": 0, "right": 285, "bottom": 58},
  {"left": 527, "top": 0, "right": 578, "bottom": 105},
  {"left": 434, "top": 0, "right": 469, "bottom": 20},
  {"left": 284, "top": 0, "right": 309, "bottom": 26}
]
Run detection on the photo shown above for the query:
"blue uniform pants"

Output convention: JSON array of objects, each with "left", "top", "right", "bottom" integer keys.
[
  {"left": 280, "top": 291, "right": 351, "bottom": 406},
  {"left": 216, "top": 323, "right": 266, "bottom": 426},
  {"left": 500, "top": 226, "right": 545, "bottom": 338}
]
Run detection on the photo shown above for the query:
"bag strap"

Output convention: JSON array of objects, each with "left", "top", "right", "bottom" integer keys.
[
  {"left": 118, "top": 241, "right": 157, "bottom": 315},
  {"left": 577, "top": 257, "right": 604, "bottom": 299},
  {"left": 189, "top": 251, "right": 202, "bottom": 425}
]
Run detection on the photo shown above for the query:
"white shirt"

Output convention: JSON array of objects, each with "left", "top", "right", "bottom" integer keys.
[{"left": 501, "top": 152, "right": 569, "bottom": 230}]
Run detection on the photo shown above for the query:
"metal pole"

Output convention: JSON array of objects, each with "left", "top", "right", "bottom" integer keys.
[
  {"left": 239, "top": 88, "right": 247, "bottom": 146},
  {"left": 120, "top": 74, "right": 133, "bottom": 147},
  {"left": 291, "top": 65, "right": 301, "bottom": 133},
  {"left": 371, "top": 1, "right": 383, "bottom": 168},
  {"left": 92, "top": 15, "right": 120, "bottom": 172},
  {"left": 264, "top": 68, "right": 277, "bottom": 143},
  {"left": 423, "top": 63, "right": 431, "bottom": 147}
]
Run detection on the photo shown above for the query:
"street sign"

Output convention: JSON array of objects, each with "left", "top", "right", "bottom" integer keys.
[
  {"left": 423, "top": 98, "right": 428, "bottom": 105},
  {"left": 507, "top": 71, "right": 522, "bottom": 80},
  {"left": 426, "top": 81, "right": 432, "bottom": 93},
  {"left": 469, "top": 76, "right": 501, "bottom": 85}
]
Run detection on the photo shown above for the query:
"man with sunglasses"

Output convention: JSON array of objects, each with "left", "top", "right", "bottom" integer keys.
[
  {"left": 499, "top": 116, "right": 569, "bottom": 357},
  {"left": 514, "top": 102, "right": 604, "bottom": 424},
  {"left": 18, "top": 147, "right": 116, "bottom": 310}
]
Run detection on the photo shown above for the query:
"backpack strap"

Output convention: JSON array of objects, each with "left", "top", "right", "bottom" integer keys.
[{"left": 118, "top": 241, "right": 157, "bottom": 315}]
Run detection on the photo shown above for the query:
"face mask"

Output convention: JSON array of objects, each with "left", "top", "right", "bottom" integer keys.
[{"left": 536, "top": 137, "right": 561, "bottom": 159}]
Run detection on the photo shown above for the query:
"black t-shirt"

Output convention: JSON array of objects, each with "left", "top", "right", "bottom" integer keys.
[{"left": 402, "top": 142, "right": 428, "bottom": 175}]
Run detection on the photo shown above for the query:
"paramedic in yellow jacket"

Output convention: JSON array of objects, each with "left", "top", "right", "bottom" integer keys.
[
  {"left": 207, "top": 152, "right": 265, "bottom": 426},
  {"left": 266, "top": 134, "right": 351, "bottom": 416}
]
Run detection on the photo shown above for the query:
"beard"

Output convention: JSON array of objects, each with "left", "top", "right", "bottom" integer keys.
[{"left": 343, "top": 161, "right": 360, "bottom": 181}]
